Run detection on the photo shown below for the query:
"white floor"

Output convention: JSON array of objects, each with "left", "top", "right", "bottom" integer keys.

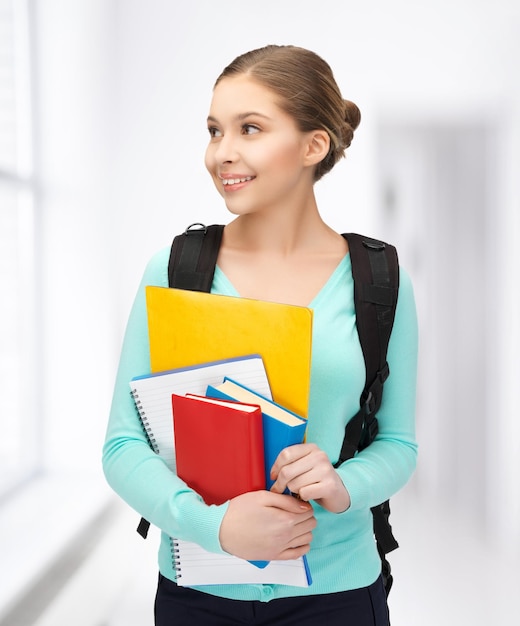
[{"left": 7, "top": 488, "right": 518, "bottom": 626}]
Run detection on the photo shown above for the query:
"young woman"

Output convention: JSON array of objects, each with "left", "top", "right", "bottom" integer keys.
[{"left": 103, "top": 45, "right": 418, "bottom": 625}]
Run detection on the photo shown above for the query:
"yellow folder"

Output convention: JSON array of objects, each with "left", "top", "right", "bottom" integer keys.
[{"left": 146, "top": 286, "right": 313, "bottom": 418}]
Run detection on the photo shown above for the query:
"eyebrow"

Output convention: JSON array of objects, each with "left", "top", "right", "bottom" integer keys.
[{"left": 207, "top": 111, "right": 272, "bottom": 123}]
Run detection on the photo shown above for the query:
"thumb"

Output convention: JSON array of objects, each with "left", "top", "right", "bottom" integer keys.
[{"left": 265, "top": 491, "right": 312, "bottom": 513}]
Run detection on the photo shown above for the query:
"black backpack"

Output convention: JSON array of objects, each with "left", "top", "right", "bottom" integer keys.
[{"left": 141, "top": 222, "right": 400, "bottom": 595}]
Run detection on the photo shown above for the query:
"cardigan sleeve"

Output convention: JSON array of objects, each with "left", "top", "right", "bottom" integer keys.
[
  {"left": 102, "top": 248, "right": 229, "bottom": 553},
  {"left": 336, "top": 267, "right": 419, "bottom": 511}
]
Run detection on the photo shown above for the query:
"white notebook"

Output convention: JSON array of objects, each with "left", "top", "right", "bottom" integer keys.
[
  {"left": 173, "top": 539, "right": 312, "bottom": 587},
  {"left": 129, "top": 353, "right": 312, "bottom": 587},
  {"left": 129, "top": 354, "right": 271, "bottom": 471}
]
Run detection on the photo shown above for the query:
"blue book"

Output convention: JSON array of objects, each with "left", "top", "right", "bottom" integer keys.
[{"left": 205, "top": 377, "right": 307, "bottom": 489}]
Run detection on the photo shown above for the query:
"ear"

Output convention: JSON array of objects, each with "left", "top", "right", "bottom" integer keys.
[{"left": 303, "top": 130, "right": 330, "bottom": 167}]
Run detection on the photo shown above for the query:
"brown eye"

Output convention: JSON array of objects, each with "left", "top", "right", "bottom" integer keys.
[{"left": 242, "top": 124, "right": 260, "bottom": 135}]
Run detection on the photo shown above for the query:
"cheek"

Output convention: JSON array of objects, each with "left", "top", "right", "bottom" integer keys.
[
  {"left": 266, "top": 143, "right": 306, "bottom": 180},
  {"left": 266, "top": 134, "right": 304, "bottom": 165}
]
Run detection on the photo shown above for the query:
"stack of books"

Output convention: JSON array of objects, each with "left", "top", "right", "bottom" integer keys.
[{"left": 129, "top": 287, "right": 314, "bottom": 587}]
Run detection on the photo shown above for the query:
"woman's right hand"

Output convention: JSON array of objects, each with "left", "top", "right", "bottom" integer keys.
[{"left": 219, "top": 490, "right": 316, "bottom": 561}]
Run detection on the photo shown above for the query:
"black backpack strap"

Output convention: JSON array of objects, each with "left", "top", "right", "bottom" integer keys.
[
  {"left": 334, "top": 233, "right": 400, "bottom": 594},
  {"left": 137, "top": 223, "right": 224, "bottom": 540},
  {"left": 334, "top": 233, "right": 399, "bottom": 466},
  {"left": 168, "top": 223, "right": 224, "bottom": 291}
]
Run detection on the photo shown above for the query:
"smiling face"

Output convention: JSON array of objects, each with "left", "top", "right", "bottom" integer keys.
[{"left": 204, "top": 76, "right": 323, "bottom": 218}]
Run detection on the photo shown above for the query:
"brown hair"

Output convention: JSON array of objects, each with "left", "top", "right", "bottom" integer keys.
[{"left": 215, "top": 45, "right": 361, "bottom": 181}]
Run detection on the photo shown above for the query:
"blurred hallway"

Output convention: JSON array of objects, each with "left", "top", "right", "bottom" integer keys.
[{"left": 2, "top": 1, "right": 519, "bottom": 624}]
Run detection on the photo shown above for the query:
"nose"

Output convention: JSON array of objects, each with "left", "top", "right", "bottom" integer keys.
[{"left": 213, "top": 133, "right": 238, "bottom": 164}]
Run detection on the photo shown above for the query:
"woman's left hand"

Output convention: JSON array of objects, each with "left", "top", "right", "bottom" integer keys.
[{"left": 270, "top": 443, "right": 351, "bottom": 513}]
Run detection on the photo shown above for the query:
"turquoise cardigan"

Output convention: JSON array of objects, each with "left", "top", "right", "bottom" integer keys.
[{"left": 102, "top": 247, "right": 418, "bottom": 602}]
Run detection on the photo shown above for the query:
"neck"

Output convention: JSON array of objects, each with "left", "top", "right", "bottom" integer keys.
[{"left": 224, "top": 194, "right": 337, "bottom": 256}]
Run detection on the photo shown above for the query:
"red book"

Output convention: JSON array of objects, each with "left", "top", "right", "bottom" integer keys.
[{"left": 172, "top": 393, "right": 265, "bottom": 505}]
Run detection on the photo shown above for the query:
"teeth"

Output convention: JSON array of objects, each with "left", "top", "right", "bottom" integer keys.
[{"left": 222, "top": 176, "right": 252, "bottom": 185}]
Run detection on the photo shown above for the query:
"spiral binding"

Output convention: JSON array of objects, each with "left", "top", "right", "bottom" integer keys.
[
  {"left": 171, "top": 537, "right": 182, "bottom": 578},
  {"left": 130, "top": 388, "right": 160, "bottom": 454}
]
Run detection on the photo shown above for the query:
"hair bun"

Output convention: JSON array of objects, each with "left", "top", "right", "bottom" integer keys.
[
  {"left": 338, "top": 99, "right": 361, "bottom": 150},
  {"left": 344, "top": 99, "right": 361, "bottom": 131}
]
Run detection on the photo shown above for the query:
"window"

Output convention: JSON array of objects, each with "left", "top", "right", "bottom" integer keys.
[{"left": 0, "top": 0, "right": 39, "bottom": 497}]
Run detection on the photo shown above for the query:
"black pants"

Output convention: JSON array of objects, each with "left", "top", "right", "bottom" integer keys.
[{"left": 155, "top": 574, "right": 390, "bottom": 625}]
